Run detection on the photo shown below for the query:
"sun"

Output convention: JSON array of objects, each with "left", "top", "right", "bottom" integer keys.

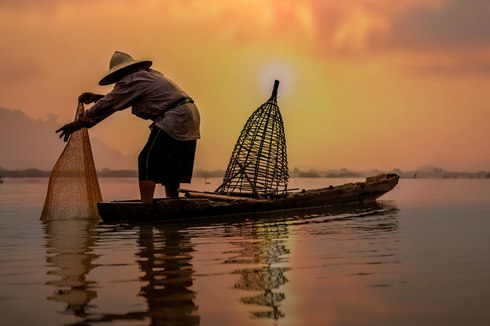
[{"left": 258, "top": 61, "right": 295, "bottom": 99}]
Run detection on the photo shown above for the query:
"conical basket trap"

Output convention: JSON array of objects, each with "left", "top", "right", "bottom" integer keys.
[{"left": 216, "top": 80, "right": 289, "bottom": 195}]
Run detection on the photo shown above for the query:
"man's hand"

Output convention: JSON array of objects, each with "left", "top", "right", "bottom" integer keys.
[
  {"left": 78, "top": 92, "right": 104, "bottom": 104},
  {"left": 56, "top": 120, "right": 81, "bottom": 142}
]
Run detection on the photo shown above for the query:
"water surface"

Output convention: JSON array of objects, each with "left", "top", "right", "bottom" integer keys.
[{"left": 1, "top": 177, "right": 489, "bottom": 326}]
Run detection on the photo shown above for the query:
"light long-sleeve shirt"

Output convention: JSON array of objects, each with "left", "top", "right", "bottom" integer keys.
[{"left": 79, "top": 69, "right": 200, "bottom": 141}]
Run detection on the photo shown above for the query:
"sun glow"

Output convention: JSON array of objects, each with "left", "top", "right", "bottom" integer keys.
[{"left": 258, "top": 61, "right": 295, "bottom": 99}]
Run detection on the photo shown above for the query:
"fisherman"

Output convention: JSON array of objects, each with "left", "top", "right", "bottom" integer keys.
[{"left": 56, "top": 51, "right": 200, "bottom": 203}]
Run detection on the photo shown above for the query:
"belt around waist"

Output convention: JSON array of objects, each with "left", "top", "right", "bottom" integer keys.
[{"left": 167, "top": 97, "right": 194, "bottom": 111}]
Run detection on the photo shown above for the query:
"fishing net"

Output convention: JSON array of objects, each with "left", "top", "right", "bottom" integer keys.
[
  {"left": 216, "top": 80, "right": 289, "bottom": 196},
  {"left": 40, "top": 102, "right": 103, "bottom": 220}
]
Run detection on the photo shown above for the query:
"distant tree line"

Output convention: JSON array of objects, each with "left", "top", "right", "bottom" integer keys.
[
  {"left": 0, "top": 168, "right": 50, "bottom": 177},
  {"left": 97, "top": 168, "right": 138, "bottom": 177},
  {"left": 290, "top": 167, "right": 361, "bottom": 178},
  {"left": 290, "top": 166, "right": 490, "bottom": 179},
  {"left": 192, "top": 168, "right": 225, "bottom": 178},
  {"left": 2, "top": 166, "right": 489, "bottom": 179},
  {"left": 0, "top": 167, "right": 225, "bottom": 178},
  {"left": 0, "top": 167, "right": 137, "bottom": 178}
]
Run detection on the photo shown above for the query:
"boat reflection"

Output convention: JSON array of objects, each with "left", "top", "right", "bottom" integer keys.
[
  {"left": 217, "top": 200, "right": 399, "bottom": 320},
  {"left": 42, "top": 200, "right": 399, "bottom": 325},
  {"left": 43, "top": 220, "right": 100, "bottom": 317}
]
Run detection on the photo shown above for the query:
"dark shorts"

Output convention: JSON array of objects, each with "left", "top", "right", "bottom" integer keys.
[{"left": 138, "top": 127, "right": 197, "bottom": 186}]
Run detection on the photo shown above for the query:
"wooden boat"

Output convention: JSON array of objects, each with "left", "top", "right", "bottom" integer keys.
[{"left": 97, "top": 173, "right": 399, "bottom": 222}]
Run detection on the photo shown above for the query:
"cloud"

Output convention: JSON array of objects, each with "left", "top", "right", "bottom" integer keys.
[
  {"left": 376, "top": 0, "right": 490, "bottom": 76},
  {"left": 5, "top": 0, "right": 489, "bottom": 53},
  {"left": 0, "top": 0, "right": 96, "bottom": 11},
  {"left": 0, "top": 63, "right": 43, "bottom": 87},
  {"left": 412, "top": 56, "right": 490, "bottom": 76},
  {"left": 2, "top": 0, "right": 490, "bottom": 172},
  {"left": 254, "top": 0, "right": 490, "bottom": 76},
  {"left": 295, "top": 0, "right": 490, "bottom": 53},
  {"left": 387, "top": 0, "right": 490, "bottom": 49}
]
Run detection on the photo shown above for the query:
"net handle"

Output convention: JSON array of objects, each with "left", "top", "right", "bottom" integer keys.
[{"left": 75, "top": 101, "right": 85, "bottom": 120}]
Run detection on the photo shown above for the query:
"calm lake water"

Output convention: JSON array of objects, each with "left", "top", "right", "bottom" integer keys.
[{"left": 1, "top": 177, "right": 489, "bottom": 326}]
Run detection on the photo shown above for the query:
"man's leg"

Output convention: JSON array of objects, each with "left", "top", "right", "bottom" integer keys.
[
  {"left": 165, "top": 183, "right": 180, "bottom": 199},
  {"left": 139, "top": 180, "right": 156, "bottom": 203}
]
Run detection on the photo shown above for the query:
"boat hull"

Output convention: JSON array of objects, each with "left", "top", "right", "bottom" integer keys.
[{"left": 98, "top": 174, "right": 399, "bottom": 222}]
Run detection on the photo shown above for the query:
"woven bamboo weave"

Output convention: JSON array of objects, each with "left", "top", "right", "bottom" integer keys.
[
  {"left": 40, "top": 102, "right": 102, "bottom": 220},
  {"left": 216, "top": 80, "right": 289, "bottom": 195}
]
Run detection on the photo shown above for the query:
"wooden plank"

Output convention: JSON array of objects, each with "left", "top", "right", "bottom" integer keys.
[{"left": 184, "top": 191, "right": 259, "bottom": 202}]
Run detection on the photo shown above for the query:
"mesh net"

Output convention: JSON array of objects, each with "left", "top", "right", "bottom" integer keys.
[
  {"left": 216, "top": 80, "right": 289, "bottom": 195},
  {"left": 40, "top": 102, "right": 103, "bottom": 220}
]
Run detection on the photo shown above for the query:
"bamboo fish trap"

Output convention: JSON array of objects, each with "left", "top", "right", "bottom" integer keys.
[
  {"left": 40, "top": 102, "right": 102, "bottom": 220},
  {"left": 216, "top": 80, "right": 289, "bottom": 196}
]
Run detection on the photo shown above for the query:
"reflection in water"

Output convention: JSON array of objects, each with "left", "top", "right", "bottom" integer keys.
[
  {"left": 61, "top": 223, "right": 200, "bottom": 326},
  {"left": 136, "top": 224, "right": 200, "bottom": 325},
  {"left": 42, "top": 201, "right": 399, "bottom": 325},
  {"left": 9, "top": 179, "right": 489, "bottom": 325},
  {"left": 236, "top": 267, "right": 288, "bottom": 320},
  {"left": 281, "top": 201, "right": 400, "bottom": 244},
  {"left": 43, "top": 220, "right": 100, "bottom": 317},
  {"left": 224, "top": 218, "right": 290, "bottom": 320},
  {"left": 220, "top": 201, "right": 400, "bottom": 320}
]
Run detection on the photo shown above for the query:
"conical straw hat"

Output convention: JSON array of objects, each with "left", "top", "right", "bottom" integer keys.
[{"left": 99, "top": 51, "right": 152, "bottom": 85}]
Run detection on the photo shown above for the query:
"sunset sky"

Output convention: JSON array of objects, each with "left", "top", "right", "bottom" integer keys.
[{"left": 1, "top": 0, "right": 490, "bottom": 172}]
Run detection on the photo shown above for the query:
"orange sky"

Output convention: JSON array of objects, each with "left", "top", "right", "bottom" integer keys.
[{"left": 1, "top": 0, "right": 490, "bottom": 172}]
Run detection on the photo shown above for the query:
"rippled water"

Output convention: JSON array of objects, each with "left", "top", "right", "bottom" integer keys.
[{"left": 1, "top": 177, "right": 490, "bottom": 326}]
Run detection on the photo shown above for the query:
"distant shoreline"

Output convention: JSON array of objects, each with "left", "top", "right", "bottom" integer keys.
[
  {"left": 0, "top": 168, "right": 225, "bottom": 178},
  {"left": 1, "top": 166, "right": 489, "bottom": 179}
]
